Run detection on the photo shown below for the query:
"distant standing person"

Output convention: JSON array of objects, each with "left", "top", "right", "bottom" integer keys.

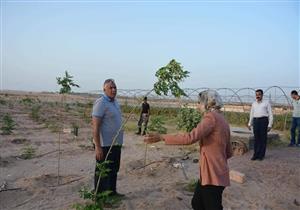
[
  {"left": 248, "top": 89, "right": 273, "bottom": 161},
  {"left": 289, "top": 90, "right": 300, "bottom": 147},
  {"left": 92, "top": 79, "right": 124, "bottom": 196},
  {"left": 136, "top": 97, "right": 150, "bottom": 135}
]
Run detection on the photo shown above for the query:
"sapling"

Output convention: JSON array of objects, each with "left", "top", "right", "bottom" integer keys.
[
  {"left": 1, "top": 113, "right": 16, "bottom": 135},
  {"left": 56, "top": 71, "right": 79, "bottom": 185}
]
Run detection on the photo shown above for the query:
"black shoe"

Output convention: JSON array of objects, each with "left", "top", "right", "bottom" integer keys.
[
  {"left": 251, "top": 157, "right": 257, "bottom": 161},
  {"left": 111, "top": 192, "right": 125, "bottom": 198},
  {"left": 288, "top": 143, "right": 295, "bottom": 147},
  {"left": 258, "top": 157, "right": 264, "bottom": 161},
  {"left": 135, "top": 132, "right": 141, "bottom": 135}
]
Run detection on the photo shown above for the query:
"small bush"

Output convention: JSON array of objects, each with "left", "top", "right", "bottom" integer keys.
[
  {"left": 177, "top": 106, "right": 202, "bottom": 132},
  {"left": 1, "top": 114, "right": 16, "bottom": 135},
  {"left": 20, "top": 97, "right": 34, "bottom": 106},
  {"left": 30, "top": 105, "right": 41, "bottom": 121},
  {"left": 45, "top": 121, "right": 61, "bottom": 133},
  {"left": 20, "top": 145, "right": 36, "bottom": 159},
  {"left": 184, "top": 179, "right": 198, "bottom": 192},
  {"left": 148, "top": 116, "right": 167, "bottom": 134},
  {"left": 73, "top": 161, "right": 121, "bottom": 210},
  {"left": 0, "top": 98, "right": 6, "bottom": 105}
]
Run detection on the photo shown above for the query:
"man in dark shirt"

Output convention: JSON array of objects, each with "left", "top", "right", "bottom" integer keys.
[{"left": 136, "top": 97, "right": 150, "bottom": 135}]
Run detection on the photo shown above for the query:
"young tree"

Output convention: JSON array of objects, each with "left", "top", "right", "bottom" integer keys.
[
  {"left": 56, "top": 71, "right": 79, "bottom": 185},
  {"left": 57, "top": 71, "right": 80, "bottom": 94},
  {"left": 154, "top": 59, "right": 190, "bottom": 97}
]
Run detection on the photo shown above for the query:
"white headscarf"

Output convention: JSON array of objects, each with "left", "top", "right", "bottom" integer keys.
[{"left": 198, "top": 90, "right": 223, "bottom": 110}]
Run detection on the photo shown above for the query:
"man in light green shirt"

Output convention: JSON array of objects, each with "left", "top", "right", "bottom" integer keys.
[{"left": 289, "top": 90, "right": 300, "bottom": 147}]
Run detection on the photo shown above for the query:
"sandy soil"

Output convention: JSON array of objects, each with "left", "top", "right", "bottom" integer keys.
[{"left": 0, "top": 92, "right": 299, "bottom": 210}]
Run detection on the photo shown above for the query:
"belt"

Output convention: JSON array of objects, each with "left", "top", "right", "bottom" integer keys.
[{"left": 253, "top": 116, "right": 268, "bottom": 119}]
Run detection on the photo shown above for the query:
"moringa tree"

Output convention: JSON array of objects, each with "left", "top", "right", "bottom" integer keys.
[
  {"left": 56, "top": 71, "right": 79, "bottom": 185},
  {"left": 154, "top": 59, "right": 189, "bottom": 98},
  {"left": 57, "top": 71, "right": 80, "bottom": 94}
]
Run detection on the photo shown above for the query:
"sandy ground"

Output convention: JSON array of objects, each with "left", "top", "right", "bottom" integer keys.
[{"left": 0, "top": 93, "right": 300, "bottom": 210}]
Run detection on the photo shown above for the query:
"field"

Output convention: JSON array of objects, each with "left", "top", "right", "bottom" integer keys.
[{"left": 0, "top": 91, "right": 299, "bottom": 210}]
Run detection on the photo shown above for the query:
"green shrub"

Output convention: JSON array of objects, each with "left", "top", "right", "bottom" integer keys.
[
  {"left": 45, "top": 121, "right": 61, "bottom": 133},
  {"left": 184, "top": 179, "right": 198, "bottom": 192},
  {"left": 177, "top": 106, "right": 202, "bottom": 132},
  {"left": 73, "top": 161, "right": 121, "bottom": 210},
  {"left": 30, "top": 105, "right": 41, "bottom": 121},
  {"left": 0, "top": 98, "right": 6, "bottom": 105},
  {"left": 148, "top": 116, "right": 167, "bottom": 134},
  {"left": 1, "top": 114, "right": 16, "bottom": 135},
  {"left": 20, "top": 97, "right": 35, "bottom": 106},
  {"left": 20, "top": 145, "right": 36, "bottom": 159}
]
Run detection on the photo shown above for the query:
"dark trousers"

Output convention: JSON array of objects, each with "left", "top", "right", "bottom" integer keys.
[
  {"left": 94, "top": 146, "right": 121, "bottom": 194},
  {"left": 191, "top": 181, "right": 225, "bottom": 210},
  {"left": 290, "top": 117, "right": 300, "bottom": 145},
  {"left": 138, "top": 113, "right": 149, "bottom": 129},
  {"left": 253, "top": 117, "right": 269, "bottom": 159}
]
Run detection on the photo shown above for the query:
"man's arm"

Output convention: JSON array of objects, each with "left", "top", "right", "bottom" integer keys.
[
  {"left": 267, "top": 102, "right": 273, "bottom": 131},
  {"left": 248, "top": 103, "right": 254, "bottom": 130},
  {"left": 92, "top": 117, "right": 104, "bottom": 160}
]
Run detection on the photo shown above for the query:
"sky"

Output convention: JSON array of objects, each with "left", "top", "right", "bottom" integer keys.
[{"left": 1, "top": 0, "right": 299, "bottom": 92}]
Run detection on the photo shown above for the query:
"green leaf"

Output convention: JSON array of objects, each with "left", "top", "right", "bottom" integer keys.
[
  {"left": 154, "top": 59, "right": 189, "bottom": 98},
  {"left": 56, "top": 71, "right": 80, "bottom": 94}
]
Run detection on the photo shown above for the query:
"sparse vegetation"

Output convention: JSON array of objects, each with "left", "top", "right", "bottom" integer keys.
[
  {"left": 184, "top": 179, "right": 198, "bottom": 192},
  {"left": 148, "top": 116, "right": 167, "bottom": 134},
  {"left": 20, "top": 97, "right": 34, "bottom": 106},
  {"left": 30, "top": 105, "right": 41, "bottom": 122},
  {"left": 0, "top": 98, "right": 6, "bottom": 105},
  {"left": 73, "top": 161, "right": 121, "bottom": 210},
  {"left": 177, "top": 106, "right": 202, "bottom": 132},
  {"left": 20, "top": 145, "right": 36, "bottom": 159},
  {"left": 1, "top": 113, "right": 16, "bottom": 135}
]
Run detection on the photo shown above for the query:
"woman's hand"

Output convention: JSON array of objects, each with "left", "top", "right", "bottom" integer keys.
[{"left": 144, "top": 133, "right": 162, "bottom": 144}]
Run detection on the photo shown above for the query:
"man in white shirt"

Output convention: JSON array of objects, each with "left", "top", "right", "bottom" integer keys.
[
  {"left": 289, "top": 90, "right": 300, "bottom": 147},
  {"left": 248, "top": 89, "right": 273, "bottom": 161}
]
